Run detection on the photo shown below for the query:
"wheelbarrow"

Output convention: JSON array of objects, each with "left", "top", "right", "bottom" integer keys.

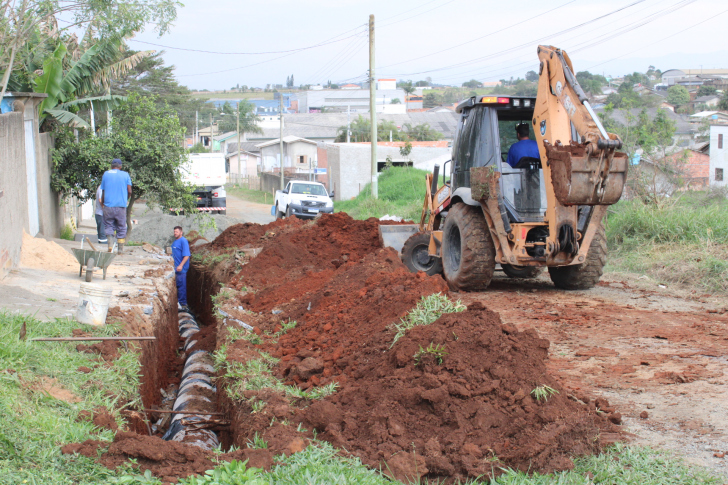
[{"left": 72, "top": 237, "right": 116, "bottom": 282}]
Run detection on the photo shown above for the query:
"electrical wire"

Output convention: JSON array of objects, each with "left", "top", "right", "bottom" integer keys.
[
  {"left": 378, "top": 0, "right": 458, "bottom": 29},
  {"left": 128, "top": 24, "right": 366, "bottom": 55},
  {"left": 377, "top": 0, "right": 577, "bottom": 71},
  {"left": 385, "top": 0, "right": 648, "bottom": 77}
]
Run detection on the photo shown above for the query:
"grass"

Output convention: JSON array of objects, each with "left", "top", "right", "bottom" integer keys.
[
  {"left": 530, "top": 385, "right": 558, "bottom": 402},
  {"left": 391, "top": 293, "right": 466, "bottom": 346},
  {"left": 414, "top": 343, "right": 448, "bottom": 366},
  {"left": 60, "top": 223, "right": 75, "bottom": 241},
  {"left": 0, "top": 312, "right": 142, "bottom": 484},
  {"left": 225, "top": 184, "right": 274, "bottom": 205},
  {"left": 335, "top": 166, "right": 430, "bottom": 221},
  {"left": 119, "top": 440, "right": 723, "bottom": 485},
  {"left": 219, "top": 358, "right": 338, "bottom": 402},
  {"left": 605, "top": 190, "right": 728, "bottom": 292}
]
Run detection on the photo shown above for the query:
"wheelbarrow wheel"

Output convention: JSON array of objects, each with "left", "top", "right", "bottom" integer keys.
[{"left": 85, "top": 257, "right": 95, "bottom": 282}]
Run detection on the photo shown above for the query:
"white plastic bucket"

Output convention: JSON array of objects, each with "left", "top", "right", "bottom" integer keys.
[{"left": 76, "top": 283, "right": 112, "bottom": 326}]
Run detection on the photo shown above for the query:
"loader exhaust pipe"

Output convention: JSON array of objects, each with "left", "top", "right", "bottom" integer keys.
[{"left": 431, "top": 164, "right": 440, "bottom": 201}]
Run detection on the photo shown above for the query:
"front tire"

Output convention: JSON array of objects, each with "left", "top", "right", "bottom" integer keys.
[
  {"left": 441, "top": 203, "right": 495, "bottom": 291},
  {"left": 548, "top": 222, "right": 607, "bottom": 290},
  {"left": 502, "top": 264, "right": 543, "bottom": 279},
  {"left": 275, "top": 204, "right": 282, "bottom": 220},
  {"left": 401, "top": 232, "right": 443, "bottom": 276},
  {"left": 285, "top": 205, "right": 293, "bottom": 218}
]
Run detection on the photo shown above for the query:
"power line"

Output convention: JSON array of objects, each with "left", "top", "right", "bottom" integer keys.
[
  {"left": 385, "top": 0, "right": 648, "bottom": 78},
  {"left": 377, "top": 0, "right": 577, "bottom": 71},
  {"left": 378, "top": 0, "right": 458, "bottom": 28},
  {"left": 128, "top": 24, "right": 366, "bottom": 55}
]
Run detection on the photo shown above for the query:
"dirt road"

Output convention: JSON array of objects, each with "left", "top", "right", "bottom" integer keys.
[
  {"left": 225, "top": 193, "right": 273, "bottom": 225},
  {"left": 462, "top": 272, "right": 728, "bottom": 476}
]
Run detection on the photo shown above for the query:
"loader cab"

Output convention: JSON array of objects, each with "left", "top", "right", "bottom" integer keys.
[{"left": 452, "top": 95, "right": 546, "bottom": 222}]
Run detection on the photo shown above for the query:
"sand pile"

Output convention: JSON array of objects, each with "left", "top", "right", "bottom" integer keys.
[{"left": 20, "top": 231, "right": 78, "bottom": 271}]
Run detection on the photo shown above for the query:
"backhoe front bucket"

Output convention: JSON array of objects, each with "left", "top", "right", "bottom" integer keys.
[
  {"left": 546, "top": 143, "right": 628, "bottom": 206},
  {"left": 378, "top": 224, "right": 419, "bottom": 255}
]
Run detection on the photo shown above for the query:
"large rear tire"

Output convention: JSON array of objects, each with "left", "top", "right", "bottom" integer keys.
[
  {"left": 502, "top": 264, "right": 543, "bottom": 279},
  {"left": 441, "top": 203, "right": 495, "bottom": 291},
  {"left": 548, "top": 222, "right": 607, "bottom": 290},
  {"left": 401, "top": 232, "right": 443, "bottom": 276}
]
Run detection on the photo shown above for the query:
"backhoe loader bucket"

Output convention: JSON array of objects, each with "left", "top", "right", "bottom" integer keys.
[
  {"left": 378, "top": 224, "right": 419, "bottom": 255},
  {"left": 545, "top": 143, "right": 628, "bottom": 206}
]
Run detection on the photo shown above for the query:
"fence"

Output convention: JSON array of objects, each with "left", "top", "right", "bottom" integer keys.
[{"left": 227, "top": 174, "right": 261, "bottom": 191}]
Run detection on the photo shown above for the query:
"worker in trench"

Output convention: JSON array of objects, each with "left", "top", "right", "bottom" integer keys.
[
  {"left": 172, "top": 226, "right": 191, "bottom": 311},
  {"left": 99, "top": 158, "right": 132, "bottom": 254}
]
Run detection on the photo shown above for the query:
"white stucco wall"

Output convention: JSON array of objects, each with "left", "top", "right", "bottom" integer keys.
[{"left": 709, "top": 125, "right": 728, "bottom": 187}]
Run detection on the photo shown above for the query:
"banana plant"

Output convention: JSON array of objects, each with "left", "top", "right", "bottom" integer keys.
[{"left": 32, "top": 37, "right": 152, "bottom": 129}]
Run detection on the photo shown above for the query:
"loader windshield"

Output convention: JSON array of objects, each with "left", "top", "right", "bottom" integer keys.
[{"left": 496, "top": 114, "right": 547, "bottom": 222}]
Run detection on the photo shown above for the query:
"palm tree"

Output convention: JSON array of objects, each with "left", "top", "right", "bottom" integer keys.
[{"left": 29, "top": 36, "right": 152, "bottom": 129}]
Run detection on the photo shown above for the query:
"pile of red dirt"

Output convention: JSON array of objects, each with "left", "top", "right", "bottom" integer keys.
[
  {"left": 62, "top": 432, "right": 273, "bottom": 483},
  {"left": 299, "top": 302, "right": 619, "bottom": 483},
  {"left": 233, "top": 247, "right": 449, "bottom": 388},
  {"left": 225, "top": 213, "right": 403, "bottom": 291},
  {"left": 208, "top": 217, "right": 302, "bottom": 250}
]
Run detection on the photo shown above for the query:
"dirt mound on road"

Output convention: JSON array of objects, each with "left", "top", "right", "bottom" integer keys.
[{"left": 301, "top": 302, "right": 617, "bottom": 482}]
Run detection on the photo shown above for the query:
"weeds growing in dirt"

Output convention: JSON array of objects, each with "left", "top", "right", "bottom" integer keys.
[
  {"left": 178, "top": 459, "right": 266, "bottom": 485},
  {"left": 391, "top": 293, "right": 465, "bottom": 346},
  {"left": 414, "top": 343, "right": 448, "bottom": 366},
  {"left": 247, "top": 432, "right": 268, "bottom": 449},
  {"left": 531, "top": 385, "right": 558, "bottom": 402},
  {"left": 221, "top": 359, "right": 337, "bottom": 402},
  {"left": 274, "top": 319, "right": 298, "bottom": 337}
]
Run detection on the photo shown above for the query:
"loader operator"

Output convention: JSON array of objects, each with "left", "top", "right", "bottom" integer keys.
[{"left": 506, "top": 123, "right": 540, "bottom": 168}]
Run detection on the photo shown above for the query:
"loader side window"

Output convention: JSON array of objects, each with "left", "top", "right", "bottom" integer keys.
[{"left": 453, "top": 106, "right": 491, "bottom": 189}]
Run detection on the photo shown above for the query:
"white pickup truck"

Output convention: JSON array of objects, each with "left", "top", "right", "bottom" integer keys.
[{"left": 274, "top": 181, "right": 334, "bottom": 219}]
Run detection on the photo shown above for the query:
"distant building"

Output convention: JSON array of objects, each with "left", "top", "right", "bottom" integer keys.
[
  {"left": 296, "top": 88, "right": 407, "bottom": 114},
  {"left": 257, "top": 136, "right": 319, "bottom": 176},
  {"left": 226, "top": 142, "right": 262, "bottom": 179},
  {"left": 377, "top": 79, "right": 397, "bottom": 90},
  {"left": 710, "top": 124, "right": 728, "bottom": 187},
  {"left": 341, "top": 84, "right": 361, "bottom": 90}
]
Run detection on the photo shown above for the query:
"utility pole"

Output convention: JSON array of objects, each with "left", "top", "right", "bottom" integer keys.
[
  {"left": 209, "top": 113, "right": 213, "bottom": 153},
  {"left": 347, "top": 105, "right": 351, "bottom": 143},
  {"left": 279, "top": 93, "right": 284, "bottom": 190},
  {"left": 369, "top": 14, "right": 378, "bottom": 198},
  {"left": 236, "top": 102, "right": 241, "bottom": 180},
  {"left": 195, "top": 111, "right": 198, "bottom": 146}
]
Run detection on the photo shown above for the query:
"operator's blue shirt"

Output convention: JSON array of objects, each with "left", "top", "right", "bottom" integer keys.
[
  {"left": 506, "top": 139, "right": 540, "bottom": 168},
  {"left": 172, "top": 236, "right": 191, "bottom": 273},
  {"left": 100, "top": 169, "right": 132, "bottom": 207}
]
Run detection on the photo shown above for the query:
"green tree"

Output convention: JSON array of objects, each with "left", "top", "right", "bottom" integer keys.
[
  {"left": 398, "top": 80, "right": 415, "bottom": 95},
  {"left": 399, "top": 141, "right": 412, "bottom": 160},
  {"left": 525, "top": 70, "right": 539, "bottom": 82},
  {"left": 390, "top": 98, "right": 401, "bottom": 104},
  {"left": 719, "top": 92, "right": 728, "bottom": 111},
  {"left": 217, "top": 99, "right": 262, "bottom": 135},
  {"left": 52, "top": 92, "right": 197, "bottom": 232},
  {"left": 667, "top": 85, "right": 690, "bottom": 108},
  {"left": 697, "top": 85, "right": 717, "bottom": 97},
  {"left": 1, "top": 0, "right": 180, "bottom": 103},
  {"left": 462, "top": 79, "right": 482, "bottom": 89},
  {"left": 189, "top": 142, "right": 208, "bottom": 153},
  {"left": 423, "top": 91, "right": 443, "bottom": 108},
  {"left": 403, "top": 123, "right": 443, "bottom": 141},
  {"left": 576, "top": 71, "right": 607, "bottom": 94},
  {"left": 335, "top": 115, "right": 408, "bottom": 142}
]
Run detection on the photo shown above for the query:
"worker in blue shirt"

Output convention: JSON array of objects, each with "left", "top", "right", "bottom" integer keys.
[
  {"left": 506, "top": 123, "right": 541, "bottom": 168},
  {"left": 172, "top": 226, "right": 191, "bottom": 310},
  {"left": 100, "top": 158, "right": 132, "bottom": 253}
]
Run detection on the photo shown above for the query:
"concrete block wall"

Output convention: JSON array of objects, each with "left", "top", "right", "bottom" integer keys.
[
  {"left": 0, "top": 112, "right": 30, "bottom": 278},
  {"left": 326, "top": 143, "right": 450, "bottom": 201}
]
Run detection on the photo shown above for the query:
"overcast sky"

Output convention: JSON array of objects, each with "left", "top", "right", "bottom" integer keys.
[{"left": 129, "top": 0, "right": 728, "bottom": 90}]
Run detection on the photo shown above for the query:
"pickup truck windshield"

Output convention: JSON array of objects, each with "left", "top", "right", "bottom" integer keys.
[{"left": 291, "top": 183, "right": 327, "bottom": 196}]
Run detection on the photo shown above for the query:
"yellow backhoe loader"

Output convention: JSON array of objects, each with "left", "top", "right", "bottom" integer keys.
[{"left": 396, "top": 45, "right": 628, "bottom": 291}]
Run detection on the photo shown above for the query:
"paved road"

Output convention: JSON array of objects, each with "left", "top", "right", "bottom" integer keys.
[{"left": 226, "top": 192, "right": 274, "bottom": 225}]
